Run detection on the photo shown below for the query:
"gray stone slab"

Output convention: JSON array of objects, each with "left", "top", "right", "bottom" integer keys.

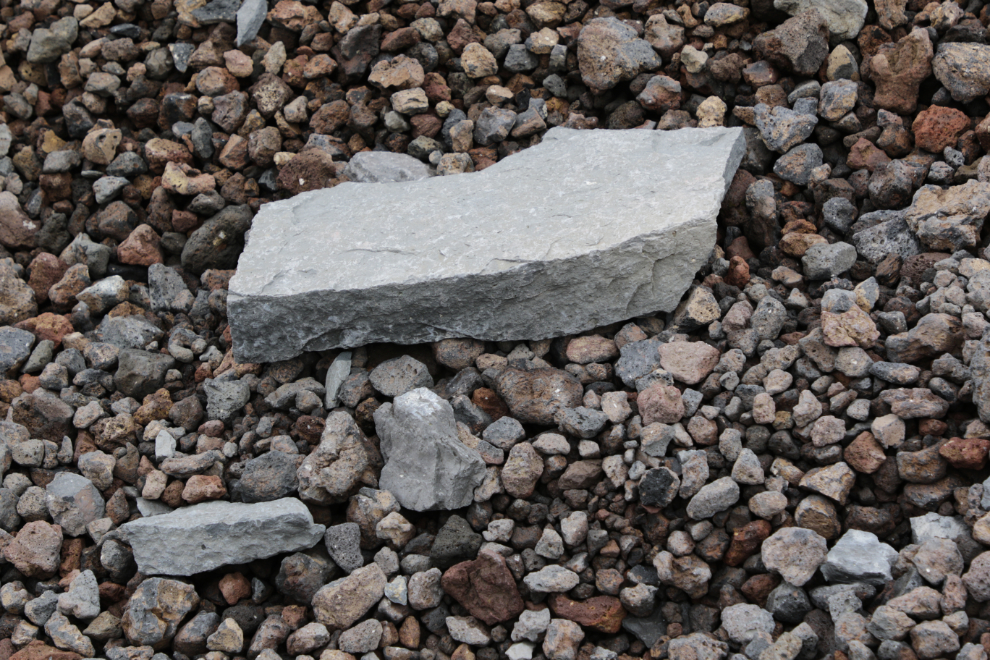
[
  {"left": 121, "top": 497, "right": 325, "bottom": 576},
  {"left": 229, "top": 127, "right": 745, "bottom": 362}
]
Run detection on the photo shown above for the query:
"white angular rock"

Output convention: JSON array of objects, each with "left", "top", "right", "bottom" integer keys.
[
  {"left": 373, "top": 388, "right": 486, "bottom": 511},
  {"left": 228, "top": 127, "right": 746, "bottom": 362},
  {"left": 121, "top": 498, "right": 325, "bottom": 575}
]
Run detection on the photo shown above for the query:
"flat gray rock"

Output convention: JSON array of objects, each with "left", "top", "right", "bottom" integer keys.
[
  {"left": 229, "top": 127, "right": 745, "bottom": 362},
  {"left": 343, "top": 151, "right": 435, "bottom": 182},
  {"left": 121, "top": 498, "right": 325, "bottom": 576}
]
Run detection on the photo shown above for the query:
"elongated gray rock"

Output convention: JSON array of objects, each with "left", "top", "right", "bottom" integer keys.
[
  {"left": 121, "top": 498, "right": 325, "bottom": 575},
  {"left": 228, "top": 127, "right": 745, "bottom": 362},
  {"left": 373, "top": 388, "right": 486, "bottom": 511}
]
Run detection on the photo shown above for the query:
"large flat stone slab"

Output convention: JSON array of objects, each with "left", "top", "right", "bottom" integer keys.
[
  {"left": 120, "top": 498, "right": 325, "bottom": 575},
  {"left": 229, "top": 127, "right": 745, "bottom": 362}
]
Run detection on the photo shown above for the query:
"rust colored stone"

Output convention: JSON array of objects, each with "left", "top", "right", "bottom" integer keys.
[
  {"left": 548, "top": 594, "right": 627, "bottom": 633},
  {"left": 441, "top": 550, "right": 525, "bottom": 625},
  {"left": 724, "top": 519, "right": 772, "bottom": 566},
  {"left": 939, "top": 437, "right": 989, "bottom": 469}
]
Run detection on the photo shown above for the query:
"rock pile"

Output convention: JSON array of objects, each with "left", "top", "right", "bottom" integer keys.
[{"left": 5, "top": 0, "right": 990, "bottom": 659}]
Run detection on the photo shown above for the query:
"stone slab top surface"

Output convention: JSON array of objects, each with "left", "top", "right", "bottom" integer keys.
[{"left": 229, "top": 126, "right": 745, "bottom": 362}]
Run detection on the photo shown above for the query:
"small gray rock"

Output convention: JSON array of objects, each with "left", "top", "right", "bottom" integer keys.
[
  {"left": 374, "top": 388, "right": 486, "bottom": 511},
  {"left": 325, "top": 522, "right": 364, "bottom": 574},
  {"left": 821, "top": 529, "right": 898, "bottom": 585},
  {"left": 369, "top": 355, "right": 434, "bottom": 397},
  {"left": 802, "top": 242, "right": 857, "bottom": 280}
]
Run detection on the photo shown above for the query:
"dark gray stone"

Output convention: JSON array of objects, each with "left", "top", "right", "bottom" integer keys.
[
  {"left": 639, "top": 467, "right": 679, "bottom": 508},
  {"left": 430, "top": 515, "right": 482, "bottom": 569},
  {"left": 234, "top": 451, "right": 301, "bottom": 502},
  {"left": 114, "top": 349, "right": 176, "bottom": 399}
]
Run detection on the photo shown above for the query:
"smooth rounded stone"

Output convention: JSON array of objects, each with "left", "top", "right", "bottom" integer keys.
[
  {"left": 749, "top": 491, "right": 788, "bottom": 519},
  {"left": 312, "top": 563, "right": 387, "bottom": 628},
  {"left": 822, "top": 529, "right": 898, "bottom": 585},
  {"left": 762, "top": 527, "right": 828, "bottom": 586},
  {"left": 228, "top": 128, "right": 745, "bottom": 362},
  {"left": 343, "top": 151, "right": 434, "bottom": 183},
  {"left": 45, "top": 473, "right": 105, "bottom": 538},
  {"left": 523, "top": 565, "right": 580, "bottom": 593},
  {"left": 721, "top": 603, "right": 774, "bottom": 644},
  {"left": 686, "top": 476, "right": 740, "bottom": 520},
  {"left": 121, "top": 498, "right": 325, "bottom": 576},
  {"left": 374, "top": 388, "right": 486, "bottom": 511},
  {"left": 325, "top": 522, "right": 364, "bottom": 573}
]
